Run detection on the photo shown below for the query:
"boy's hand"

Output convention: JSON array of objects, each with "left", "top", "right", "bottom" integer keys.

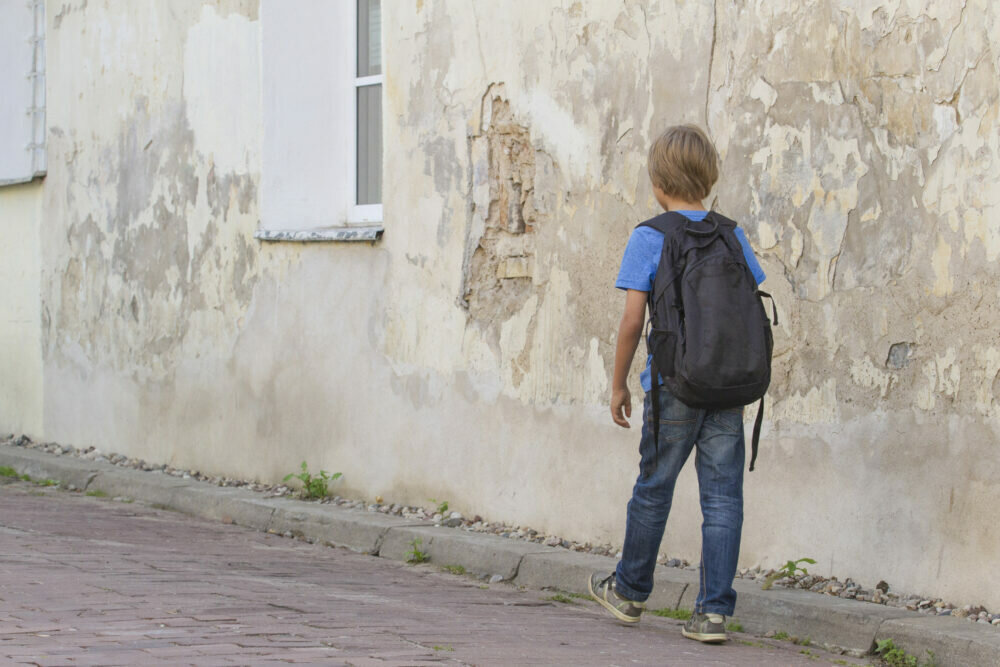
[{"left": 611, "top": 387, "right": 632, "bottom": 428}]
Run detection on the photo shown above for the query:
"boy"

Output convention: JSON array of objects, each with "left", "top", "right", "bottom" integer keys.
[{"left": 588, "top": 124, "right": 766, "bottom": 643}]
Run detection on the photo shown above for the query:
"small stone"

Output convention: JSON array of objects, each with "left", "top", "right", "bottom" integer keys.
[
  {"left": 375, "top": 495, "right": 383, "bottom": 504},
  {"left": 876, "top": 580, "right": 889, "bottom": 593},
  {"left": 489, "top": 574, "right": 503, "bottom": 584},
  {"left": 544, "top": 536, "right": 560, "bottom": 547},
  {"left": 666, "top": 558, "right": 682, "bottom": 568},
  {"left": 952, "top": 608, "right": 970, "bottom": 618},
  {"left": 443, "top": 517, "right": 463, "bottom": 527},
  {"left": 992, "top": 618, "right": 1000, "bottom": 626}
]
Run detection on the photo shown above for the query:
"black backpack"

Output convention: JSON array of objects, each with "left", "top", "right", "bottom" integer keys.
[{"left": 639, "top": 211, "right": 777, "bottom": 471}]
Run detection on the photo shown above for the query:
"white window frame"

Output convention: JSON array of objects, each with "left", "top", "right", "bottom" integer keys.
[
  {"left": 348, "top": 80, "right": 385, "bottom": 224},
  {"left": 257, "top": 0, "right": 384, "bottom": 242},
  {"left": 350, "top": 67, "right": 383, "bottom": 225}
]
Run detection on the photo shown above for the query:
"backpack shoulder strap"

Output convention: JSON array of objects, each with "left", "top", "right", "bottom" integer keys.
[
  {"left": 705, "top": 210, "right": 738, "bottom": 229},
  {"left": 636, "top": 211, "right": 690, "bottom": 235}
]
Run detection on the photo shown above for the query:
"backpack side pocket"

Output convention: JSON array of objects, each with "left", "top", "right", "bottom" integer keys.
[{"left": 647, "top": 329, "right": 677, "bottom": 379}]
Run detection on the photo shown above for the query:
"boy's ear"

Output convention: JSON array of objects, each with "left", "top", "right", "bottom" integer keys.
[{"left": 652, "top": 185, "right": 671, "bottom": 212}]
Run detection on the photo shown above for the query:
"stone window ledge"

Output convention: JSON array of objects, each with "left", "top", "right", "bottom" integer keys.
[{"left": 254, "top": 225, "right": 383, "bottom": 243}]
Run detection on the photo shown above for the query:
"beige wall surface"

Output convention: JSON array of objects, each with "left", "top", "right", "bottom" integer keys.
[
  {"left": 0, "top": 181, "right": 43, "bottom": 437},
  {"left": 13, "top": 0, "right": 1000, "bottom": 608}
]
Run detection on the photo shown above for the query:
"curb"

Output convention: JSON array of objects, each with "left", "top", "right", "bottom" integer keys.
[{"left": 3, "top": 445, "right": 998, "bottom": 665}]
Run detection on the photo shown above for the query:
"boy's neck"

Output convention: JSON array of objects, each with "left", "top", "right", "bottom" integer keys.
[
  {"left": 653, "top": 187, "right": 706, "bottom": 213},
  {"left": 663, "top": 197, "right": 706, "bottom": 212}
]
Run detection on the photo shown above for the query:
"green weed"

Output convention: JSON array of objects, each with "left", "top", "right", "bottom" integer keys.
[
  {"left": 546, "top": 594, "right": 575, "bottom": 604},
  {"left": 0, "top": 466, "right": 30, "bottom": 482},
  {"left": 86, "top": 489, "right": 108, "bottom": 497},
  {"left": 762, "top": 557, "right": 816, "bottom": 589},
  {"left": 773, "top": 631, "right": 790, "bottom": 641},
  {"left": 441, "top": 564, "right": 466, "bottom": 575},
  {"left": 284, "top": 461, "right": 341, "bottom": 499},
  {"left": 432, "top": 645, "right": 454, "bottom": 652},
  {"left": 429, "top": 498, "right": 449, "bottom": 515},
  {"left": 727, "top": 621, "right": 744, "bottom": 633},
  {"left": 406, "top": 538, "right": 429, "bottom": 564},
  {"left": 873, "top": 639, "right": 937, "bottom": 667}
]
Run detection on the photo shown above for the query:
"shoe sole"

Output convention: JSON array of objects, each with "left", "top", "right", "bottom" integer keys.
[
  {"left": 587, "top": 575, "right": 641, "bottom": 624},
  {"left": 681, "top": 628, "right": 727, "bottom": 643}
]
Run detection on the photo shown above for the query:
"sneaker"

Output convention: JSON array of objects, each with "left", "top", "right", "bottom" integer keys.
[
  {"left": 681, "top": 612, "right": 728, "bottom": 643},
  {"left": 587, "top": 572, "right": 645, "bottom": 624}
]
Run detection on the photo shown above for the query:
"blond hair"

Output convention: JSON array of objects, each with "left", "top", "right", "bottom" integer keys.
[{"left": 647, "top": 124, "right": 719, "bottom": 202}]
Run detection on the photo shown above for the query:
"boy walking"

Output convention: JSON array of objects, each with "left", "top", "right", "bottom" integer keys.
[{"left": 588, "top": 125, "right": 766, "bottom": 643}]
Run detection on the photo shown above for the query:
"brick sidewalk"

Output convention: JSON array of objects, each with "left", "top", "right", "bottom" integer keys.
[{"left": 0, "top": 479, "right": 864, "bottom": 666}]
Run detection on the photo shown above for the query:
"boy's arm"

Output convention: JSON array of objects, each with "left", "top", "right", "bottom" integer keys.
[{"left": 611, "top": 289, "right": 647, "bottom": 428}]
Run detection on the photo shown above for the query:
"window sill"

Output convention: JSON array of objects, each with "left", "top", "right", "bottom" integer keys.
[
  {"left": 0, "top": 172, "right": 45, "bottom": 188},
  {"left": 255, "top": 224, "right": 383, "bottom": 243}
]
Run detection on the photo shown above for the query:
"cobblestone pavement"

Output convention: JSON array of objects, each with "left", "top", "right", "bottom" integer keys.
[{"left": 0, "top": 479, "right": 867, "bottom": 666}]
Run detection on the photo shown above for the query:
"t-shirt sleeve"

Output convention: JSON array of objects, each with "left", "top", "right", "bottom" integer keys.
[
  {"left": 733, "top": 226, "right": 767, "bottom": 285},
  {"left": 615, "top": 227, "right": 662, "bottom": 292}
]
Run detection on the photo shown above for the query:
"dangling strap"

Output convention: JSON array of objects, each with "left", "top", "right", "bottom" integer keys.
[
  {"left": 749, "top": 397, "right": 764, "bottom": 472},
  {"left": 649, "top": 338, "right": 661, "bottom": 474},
  {"left": 757, "top": 290, "right": 778, "bottom": 325}
]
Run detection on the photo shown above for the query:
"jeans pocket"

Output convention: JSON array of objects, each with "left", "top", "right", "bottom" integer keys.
[
  {"left": 706, "top": 407, "right": 744, "bottom": 434},
  {"left": 658, "top": 417, "right": 698, "bottom": 443}
]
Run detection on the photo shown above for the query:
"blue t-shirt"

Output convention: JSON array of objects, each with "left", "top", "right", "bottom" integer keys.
[{"left": 615, "top": 210, "right": 767, "bottom": 392}]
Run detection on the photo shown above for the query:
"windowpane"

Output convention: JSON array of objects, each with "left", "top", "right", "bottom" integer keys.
[
  {"left": 357, "top": 84, "right": 382, "bottom": 205},
  {"left": 357, "top": 0, "right": 381, "bottom": 77}
]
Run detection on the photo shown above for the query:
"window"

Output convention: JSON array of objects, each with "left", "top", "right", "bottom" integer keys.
[
  {"left": 356, "top": 0, "right": 382, "bottom": 210},
  {"left": 0, "top": 0, "right": 46, "bottom": 186},
  {"left": 258, "top": 0, "right": 383, "bottom": 241}
]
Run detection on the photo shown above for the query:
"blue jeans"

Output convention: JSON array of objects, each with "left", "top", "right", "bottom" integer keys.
[{"left": 614, "top": 389, "right": 745, "bottom": 616}]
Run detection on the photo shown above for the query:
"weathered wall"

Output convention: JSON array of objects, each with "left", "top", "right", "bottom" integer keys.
[
  {"left": 12, "top": 0, "right": 1000, "bottom": 609},
  {"left": 0, "top": 182, "right": 43, "bottom": 437}
]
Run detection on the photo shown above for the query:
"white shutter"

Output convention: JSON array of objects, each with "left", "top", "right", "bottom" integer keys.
[{"left": 0, "top": 0, "right": 45, "bottom": 186}]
